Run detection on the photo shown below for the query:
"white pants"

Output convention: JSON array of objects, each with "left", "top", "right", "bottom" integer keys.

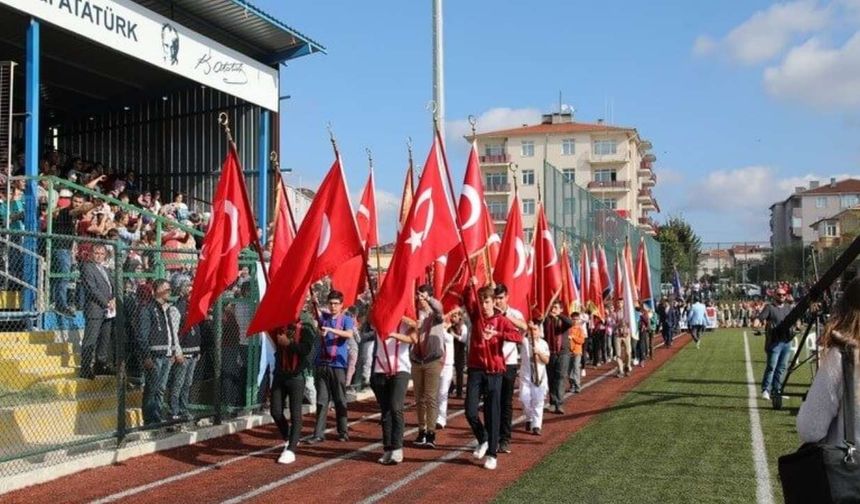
[
  {"left": 436, "top": 364, "right": 454, "bottom": 427},
  {"left": 519, "top": 380, "right": 547, "bottom": 429}
]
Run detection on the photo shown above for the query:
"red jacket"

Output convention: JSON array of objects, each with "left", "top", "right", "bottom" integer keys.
[{"left": 465, "top": 293, "right": 523, "bottom": 373}]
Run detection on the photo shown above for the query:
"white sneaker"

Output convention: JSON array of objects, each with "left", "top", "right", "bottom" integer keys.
[
  {"left": 581, "top": 369, "right": 586, "bottom": 377},
  {"left": 277, "top": 446, "right": 296, "bottom": 465},
  {"left": 762, "top": 390, "right": 771, "bottom": 401},
  {"left": 391, "top": 449, "right": 404, "bottom": 463},
  {"left": 633, "top": 359, "right": 640, "bottom": 366},
  {"left": 472, "top": 441, "right": 488, "bottom": 460},
  {"left": 378, "top": 451, "right": 392, "bottom": 465},
  {"left": 483, "top": 456, "right": 497, "bottom": 470},
  {"left": 696, "top": 341, "right": 700, "bottom": 349}
]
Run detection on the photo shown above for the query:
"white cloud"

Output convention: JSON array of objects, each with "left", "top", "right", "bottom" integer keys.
[
  {"left": 693, "top": 0, "right": 831, "bottom": 65},
  {"left": 446, "top": 107, "right": 543, "bottom": 154},
  {"left": 764, "top": 33, "right": 860, "bottom": 108}
]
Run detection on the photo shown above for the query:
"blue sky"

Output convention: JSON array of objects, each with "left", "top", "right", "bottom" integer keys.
[{"left": 262, "top": 0, "right": 860, "bottom": 244}]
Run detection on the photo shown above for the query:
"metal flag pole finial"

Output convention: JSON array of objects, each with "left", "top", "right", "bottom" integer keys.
[
  {"left": 326, "top": 122, "right": 339, "bottom": 157},
  {"left": 269, "top": 150, "right": 280, "bottom": 171},
  {"left": 366, "top": 148, "right": 373, "bottom": 170},
  {"left": 407, "top": 136, "right": 414, "bottom": 165},
  {"left": 218, "top": 112, "right": 234, "bottom": 144},
  {"left": 468, "top": 115, "right": 477, "bottom": 136},
  {"left": 427, "top": 100, "right": 438, "bottom": 126}
]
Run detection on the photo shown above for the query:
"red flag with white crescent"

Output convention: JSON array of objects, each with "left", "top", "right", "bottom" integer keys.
[
  {"left": 269, "top": 178, "right": 295, "bottom": 279},
  {"left": 529, "top": 204, "right": 563, "bottom": 320},
  {"left": 371, "top": 135, "right": 460, "bottom": 337},
  {"left": 493, "top": 194, "right": 530, "bottom": 315},
  {"left": 248, "top": 157, "right": 363, "bottom": 334},
  {"left": 183, "top": 145, "right": 257, "bottom": 334}
]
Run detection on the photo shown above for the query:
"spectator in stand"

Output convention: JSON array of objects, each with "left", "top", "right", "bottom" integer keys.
[
  {"left": 139, "top": 278, "right": 182, "bottom": 425},
  {"left": 0, "top": 178, "right": 26, "bottom": 288},
  {"left": 115, "top": 211, "right": 143, "bottom": 246},
  {"left": 172, "top": 192, "right": 189, "bottom": 221},
  {"left": 79, "top": 244, "right": 116, "bottom": 379},
  {"left": 170, "top": 278, "right": 199, "bottom": 421},
  {"left": 51, "top": 191, "right": 91, "bottom": 315},
  {"left": 161, "top": 223, "right": 192, "bottom": 271}
]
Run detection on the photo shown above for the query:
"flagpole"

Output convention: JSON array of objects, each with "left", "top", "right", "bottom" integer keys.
[
  {"left": 471, "top": 116, "right": 495, "bottom": 287},
  {"left": 218, "top": 113, "right": 270, "bottom": 286}
]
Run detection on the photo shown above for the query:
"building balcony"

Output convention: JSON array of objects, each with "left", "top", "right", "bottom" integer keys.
[
  {"left": 638, "top": 189, "right": 653, "bottom": 202},
  {"left": 589, "top": 152, "right": 628, "bottom": 165},
  {"left": 638, "top": 160, "right": 653, "bottom": 177},
  {"left": 484, "top": 182, "right": 511, "bottom": 194},
  {"left": 587, "top": 180, "right": 630, "bottom": 192},
  {"left": 479, "top": 154, "right": 510, "bottom": 165},
  {"left": 642, "top": 173, "right": 656, "bottom": 187}
]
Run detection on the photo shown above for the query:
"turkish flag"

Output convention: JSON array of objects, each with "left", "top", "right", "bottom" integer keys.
[
  {"left": 580, "top": 244, "right": 590, "bottom": 311},
  {"left": 529, "top": 204, "right": 563, "bottom": 320},
  {"left": 371, "top": 135, "right": 460, "bottom": 337},
  {"left": 636, "top": 238, "right": 653, "bottom": 306},
  {"left": 248, "top": 157, "right": 363, "bottom": 334},
  {"left": 432, "top": 255, "right": 447, "bottom": 299},
  {"left": 183, "top": 145, "right": 257, "bottom": 334},
  {"left": 441, "top": 141, "right": 494, "bottom": 310},
  {"left": 397, "top": 160, "right": 415, "bottom": 238},
  {"left": 493, "top": 194, "right": 530, "bottom": 315},
  {"left": 589, "top": 244, "right": 606, "bottom": 321},
  {"left": 597, "top": 245, "right": 612, "bottom": 300},
  {"left": 356, "top": 170, "right": 379, "bottom": 248},
  {"left": 329, "top": 171, "right": 378, "bottom": 307},
  {"left": 560, "top": 244, "right": 580, "bottom": 314},
  {"left": 622, "top": 238, "right": 640, "bottom": 340},
  {"left": 269, "top": 178, "right": 295, "bottom": 279}
]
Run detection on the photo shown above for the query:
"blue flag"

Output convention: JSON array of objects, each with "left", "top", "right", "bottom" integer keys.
[{"left": 672, "top": 266, "right": 682, "bottom": 299}]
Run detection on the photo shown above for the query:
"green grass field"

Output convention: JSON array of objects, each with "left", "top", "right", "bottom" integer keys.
[{"left": 497, "top": 329, "right": 813, "bottom": 504}]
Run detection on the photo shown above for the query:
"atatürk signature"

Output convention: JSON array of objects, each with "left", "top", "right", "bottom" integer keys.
[{"left": 195, "top": 50, "right": 249, "bottom": 85}]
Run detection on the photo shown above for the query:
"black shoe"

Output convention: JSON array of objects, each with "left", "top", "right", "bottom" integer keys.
[
  {"left": 338, "top": 432, "right": 349, "bottom": 442},
  {"left": 532, "top": 427, "right": 541, "bottom": 436},
  {"left": 306, "top": 436, "right": 324, "bottom": 444},
  {"left": 414, "top": 430, "right": 427, "bottom": 446},
  {"left": 525, "top": 421, "right": 531, "bottom": 432},
  {"left": 554, "top": 406, "right": 565, "bottom": 415},
  {"left": 499, "top": 440, "right": 511, "bottom": 454},
  {"left": 425, "top": 431, "right": 436, "bottom": 449}
]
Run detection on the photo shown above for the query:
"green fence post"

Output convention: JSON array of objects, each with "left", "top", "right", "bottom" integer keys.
[
  {"left": 45, "top": 177, "right": 54, "bottom": 314},
  {"left": 113, "top": 241, "right": 127, "bottom": 445},
  {"left": 214, "top": 295, "right": 223, "bottom": 425}
]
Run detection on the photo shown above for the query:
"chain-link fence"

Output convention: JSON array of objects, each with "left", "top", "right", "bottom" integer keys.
[
  {"left": 0, "top": 230, "right": 264, "bottom": 477},
  {"left": 542, "top": 161, "right": 662, "bottom": 296}
]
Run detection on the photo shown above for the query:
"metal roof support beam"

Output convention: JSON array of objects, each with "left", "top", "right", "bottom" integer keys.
[
  {"left": 23, "top": 18, "right": 39, "bottom": 316},
  {"left": 257, "top": 109, "right": 270, "bottom": 244}
]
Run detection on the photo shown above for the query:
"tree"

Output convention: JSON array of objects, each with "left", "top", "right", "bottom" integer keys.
[{"left": 656, "top": 215, "right": 703, "bottom": 283}]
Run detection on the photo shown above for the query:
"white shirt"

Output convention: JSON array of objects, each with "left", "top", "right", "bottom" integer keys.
[
  {"left": 520, "top": 338, "right": 549, "bottom": 389},
  {"left": 443, "top": 324, "right": 469, "bottom": 366},
  {"left": 503, "top": 306, "right": 525, "bottom": 365},
  {"left": 375, "top": 323, "right": 412, "bottom": 375}
]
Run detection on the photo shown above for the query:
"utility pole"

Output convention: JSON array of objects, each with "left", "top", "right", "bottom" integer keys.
[{"left": 432, "top": 0, "right": 445, "bottom": 137}]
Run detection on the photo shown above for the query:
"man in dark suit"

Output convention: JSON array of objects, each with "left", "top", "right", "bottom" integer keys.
[{"left": 79, "top": 244, "right": 116, "bottom": 379}]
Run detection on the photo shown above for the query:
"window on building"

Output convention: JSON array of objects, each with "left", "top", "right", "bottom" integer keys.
[
  {"left": 563, "top": 197, "right": 576, "bottom": 215},
  {"left": 816, "top": 196, "right": 827, "bottom": 209},
  {"left": 841, "top": 194, "right": 860, "bottom": 208},
  {"left": 601, "top": 198, "right": 618, "bottom": 210},
  {"left": 524, "top": 227, "right": 534, "bottom": 243},
  {"left": 487, "top": 200, "right": 507, "bottom": 218},
  {"left": 485, "top": 144, "right": 504, "bottom": 156},
  {"left": 522, "top": 169, "right": 535, "bottom": 186},
  {"left": 562, "top": 138, "right": 575, "bottom": 156},
  {"left": 523, "top": 198, "right": 536, "bottom": 215},
  {"left": 593, "top": 169, "right": 617, "bottom": 182},
  {"left": 521, "top": 141, "right": 535, "bottom": 157},
  {"left": 791, "top": 217, "right": 802, "bottom": 229},
  {"left": 485, "top": 172, "right": 508, "bottom": 191},
  {"left": 593, "top": 140, "right": 617, "bottom": 155},
  {"left": 562, "top": 168, "right": 575, "bottom": 183},
  {"left": 825, "top": 222, "right": 838, "bottom": 237}
]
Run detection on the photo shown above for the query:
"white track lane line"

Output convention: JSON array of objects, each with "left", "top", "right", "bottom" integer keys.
[{"left": 743, "top": 331, "right": 775, "bottom": 504}]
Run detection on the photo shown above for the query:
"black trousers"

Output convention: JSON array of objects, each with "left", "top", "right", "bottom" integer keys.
[
  {"left": 453, "top": 340, "right": 466, "bottom": 397},
  {"left": 591, "top": 330, "right": 606, "bottom": 366},
  {"left": 662, "top": 327, "right": 674, "bottom": 346},
  {"left": 314, "top": 366, "right": 348, "bottom": 437},
  {"left": 547, "top": 352, "right": 570, "bottom": 407},
  {"left": 80, "top": 317, "right": 113, "bottom": 378},
  {"left": 499, "top": 364, "right": 517, "bottom": 444},
  {"left": 691, "top": 324, "right": 705, "bottom": 343},
  {"left": 371, "top": 371, "right": 410, "bottom": 451},
  {"left": 465, "top": 369, "right": 502, "bottom": 457},
  {"left": 270, "top": 374, "right": 305, "bottom": 451}
]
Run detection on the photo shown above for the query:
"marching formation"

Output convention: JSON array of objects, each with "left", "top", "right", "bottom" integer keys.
[{"left": 184, "top": 126, "right": 661, "bottom": 472}]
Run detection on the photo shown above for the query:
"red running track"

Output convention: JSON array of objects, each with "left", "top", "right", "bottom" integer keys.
[{"left": 4, "top": 335, "right": 689, "bottom": 504}]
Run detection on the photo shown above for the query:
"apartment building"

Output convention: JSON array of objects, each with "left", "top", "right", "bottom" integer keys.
[
  {"left": 770, "top": 178, "right": 860, "bottom": 248},
  {"left": 473, "top": 111, "right": 659, "bottom": 241}
]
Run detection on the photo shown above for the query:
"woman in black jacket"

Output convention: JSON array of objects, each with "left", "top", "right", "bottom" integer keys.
[{"left": 271, "top": 312, "right": 317, "bottom": 465}]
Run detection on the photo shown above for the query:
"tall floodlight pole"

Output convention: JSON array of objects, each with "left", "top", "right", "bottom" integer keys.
[{"left": 432, "top": 0, "right": 445, "bottom": 138}]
